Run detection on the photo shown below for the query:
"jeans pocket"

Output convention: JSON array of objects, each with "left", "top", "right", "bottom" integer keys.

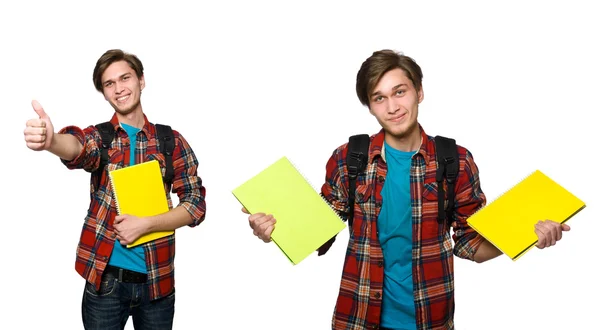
[{"left": 84, "top": 276, "right": 117, "bottom": 297}]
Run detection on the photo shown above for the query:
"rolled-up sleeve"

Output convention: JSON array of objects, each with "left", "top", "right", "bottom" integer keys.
[
  {"left": 170, "top": 132, "right": 206, "bottom": 227},
  {"left": 452, "top": 150, "right": 486, "bottom": 260},
  {"left": 58, "top": 125, "right": 102, "bottom": 172}
]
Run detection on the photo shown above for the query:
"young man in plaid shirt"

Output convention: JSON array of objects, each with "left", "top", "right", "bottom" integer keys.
[
  {"left": 24, "top": 49, "right": 206, "bottom": 330},
  {"left": 245, "top": 50, "right": 568, "bottom": 330}
]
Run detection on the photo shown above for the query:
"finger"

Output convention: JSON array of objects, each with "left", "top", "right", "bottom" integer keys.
[
  {"left": 562, "top": 224, "right": 571, "bottom": 231},
  {"left": 24, "top": 134, "right": 46, "bottom": 143},
  {"left": 250, "top": 214, "right": 272, "bottom": 228},
  {"left": 263, "top": 224, "right": 275, "bottom": 242},
  {"left": 541, "top": 221, "right": 558, "bottom": 246},
  {"left": 535, "top": 223, "right": 548, "bottom": 248},
  {"left": 248, "top": 212, "right": 267, "bottom": 222},
  {"left": 556, "top": 223, "right": 563, "bottom": 242},
  {"left": 26, "top": 118, "right": 46, "bottom": 128},
  {"left": 24, "top": 126, "right": 47, "bottom": 136},
  {"left": 241, "top": 207, "right": 249, "bottom": 214},
  {"left": 534, "top": 227, "right": 544, "bottom": 248},
  {"left": 26, "top": 142, "right": 45, "bottom": 150},
  {"left": 114, "top": 216, "right": 124, "bottom": 224},
  {"left": 32, "top": 100, "right": 49, "bottom": 119},
  {"left": 256, "top": 220, "right": 275, "bottom": 241}
]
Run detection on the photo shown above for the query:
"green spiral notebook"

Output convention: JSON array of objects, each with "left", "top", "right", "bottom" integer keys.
[{"left": 232, "top": 156, "right": 346, "bottom": 265}]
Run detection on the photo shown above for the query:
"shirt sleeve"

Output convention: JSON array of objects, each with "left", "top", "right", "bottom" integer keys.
[
  {"left": 170, "top": 132, "right": 206, "bottom": 227},
  {"left": 452, "top": 149, "right": 486, "bottom": 260},
  {"left": 58, "top": 125, "right": 102, "bottom": 172},
  {"left": 320, "top": 147, "right": 350, "bottom": 220}
]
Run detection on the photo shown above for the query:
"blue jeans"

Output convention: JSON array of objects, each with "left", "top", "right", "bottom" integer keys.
[{"left": 81, "top": 272, "right": 175, "bottom": 330}]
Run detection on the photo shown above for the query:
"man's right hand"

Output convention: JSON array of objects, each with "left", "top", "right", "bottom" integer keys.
[
  {"left": 24, "top": 100, "right": 54, "bottom": 151},
  {"left": 243, "top": 207, "right": 276, "bottom": 243}
]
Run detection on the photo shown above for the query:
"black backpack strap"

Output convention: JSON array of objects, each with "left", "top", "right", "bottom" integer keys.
[
  {"left": 346, "top": 134, "right": 370, "bottom": 233},
  {"left": 318, "top": 134, "right": 370, "bottom": 256},
  {"left": 434, "top": 136, "right": 459, "bottom": 226},
  {"left": 93, "top": 122, "right": 115, "bottom": 191},
  {"left": 155, "top": 124, "right": 175, "bottom": 185}
]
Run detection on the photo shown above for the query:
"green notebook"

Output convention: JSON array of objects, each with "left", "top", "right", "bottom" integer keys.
[{"left": 232, "top": 156, "right": 346, "bottom": 265}]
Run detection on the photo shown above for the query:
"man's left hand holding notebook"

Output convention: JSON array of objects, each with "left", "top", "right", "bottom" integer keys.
[{"left": 114, "top": 214, "right": 151, "bottom": 246}]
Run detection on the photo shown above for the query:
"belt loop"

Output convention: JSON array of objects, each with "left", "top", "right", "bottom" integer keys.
[{"left": 118, "top": 268, "right": 124, "bottom": 282}]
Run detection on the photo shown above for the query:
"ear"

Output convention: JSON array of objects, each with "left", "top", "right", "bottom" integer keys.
[
  {"left": 140, "top": 75, "right": 145, "bottom": 91},
  {"left": 417, "top": 86, "right": 424, "bottom": 104}
]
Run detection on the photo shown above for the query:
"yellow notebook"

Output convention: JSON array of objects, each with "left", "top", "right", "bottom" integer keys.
[
  {"left": 466, "top": 170, "right": 585, "bottom": 261},
  {"left": 232, "top": 156, "right": 346, "bottom": 265},
  {"left": 108, "top": 160, "right": 174, "bottom": 248}
]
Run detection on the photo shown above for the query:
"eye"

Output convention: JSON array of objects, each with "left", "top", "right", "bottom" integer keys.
[
  {"left": 373, "top": 95, "right": 384, "bottom": 102},
  {"left": 104, "top": 82, "right": 113, "bottom": 87},
  {"left": 395, "top": 90, "right": 405, "bottom": 96},
  {"left": 122, "top": 76, "right": 129, "bottom": 81}
]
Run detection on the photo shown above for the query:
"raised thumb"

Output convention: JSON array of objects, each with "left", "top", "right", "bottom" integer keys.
[{"left": 32, "top": 100, "right": 49, "bottom": 119}]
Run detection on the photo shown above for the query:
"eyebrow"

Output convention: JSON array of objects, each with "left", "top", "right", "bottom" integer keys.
[
  {"left": 370, "top": 83, "right": 407, "bottom": 97},
  {"left": 102, "top": 73, "right": 131, "bottom": 85}
]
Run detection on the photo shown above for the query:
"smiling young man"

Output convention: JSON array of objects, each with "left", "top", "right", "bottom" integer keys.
[
  {"left": 23, "top": 49, "right": 206, "bottom": 330},
  {"left": 245, "top": 49, "right": 569, "bottom": 330}
]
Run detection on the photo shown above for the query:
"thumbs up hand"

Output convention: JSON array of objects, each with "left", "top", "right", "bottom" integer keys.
[{"left": 24, "top": 100, "right": 55, "bottom": 151}]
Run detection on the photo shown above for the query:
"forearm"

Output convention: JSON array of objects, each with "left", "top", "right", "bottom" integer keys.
[
  {"left": 473, "top": 239, "right": 502, "bottom": 263},
  {"left": 48, "top": 133, "right": 83, "bottom": 161},
  {"left": 146, "top": 205, "right": 194, "bottom": 232}
]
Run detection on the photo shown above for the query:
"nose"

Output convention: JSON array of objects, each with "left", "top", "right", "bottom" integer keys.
[
  {"left": 114, "top": 81, "right": 125, "bottom": 94},
  {"left": 387, "top": 98, "right": 400, "bottom": 114}
]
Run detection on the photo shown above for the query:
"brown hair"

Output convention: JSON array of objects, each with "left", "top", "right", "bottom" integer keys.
[
  {"left": 92, "top": 49, "right": 144, "bottom": 92},
  {"left": 355, "top": 49, "right": 423, "bottom": 107}
]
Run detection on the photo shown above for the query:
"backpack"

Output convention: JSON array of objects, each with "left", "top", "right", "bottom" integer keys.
[
  {"left": 317, "top": 134, "right": 459, "bottom": 256},
  {"left": 92, "top": 122, "right": 176, "bottom": 191},
  {"left": 345, "top": 134, "right": 459, "bottom": 231}
]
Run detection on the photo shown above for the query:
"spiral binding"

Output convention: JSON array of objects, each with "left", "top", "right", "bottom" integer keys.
[
  {"left": 285, "top": 156, "right": 345, "bottom": 222},
  {"left": 107, "top": 171, "right": 122, "bottom": 215}
]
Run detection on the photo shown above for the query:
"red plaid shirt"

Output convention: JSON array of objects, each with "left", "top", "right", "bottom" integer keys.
[
  {"left": 321, "top": 126, "right": 485, "bottom": 330},
  {"left": 59, "top": 114, "right": 206, "bottom": 300}
]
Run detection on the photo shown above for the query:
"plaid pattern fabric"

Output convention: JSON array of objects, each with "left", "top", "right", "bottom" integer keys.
[
  {"left": 59, "top": 113, "right": 206, "bottom": 300},
  {"left": 321, "top": 126, "right": 486, "bottom": 330}
]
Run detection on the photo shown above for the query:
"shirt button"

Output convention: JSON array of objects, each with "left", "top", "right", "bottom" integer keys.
[
  {"left": 357, "top": 193, "right": 364, "bottom": 199},
  {"left": 374, "top": 292, "right": 381, "bottom": 299},
  {"left": 375, "top": 201, "right": 382, "bottom": 208},
  {"left": 377, "top": 261, "right": 383, "bottom": 268},
  {"left": 377, "top": 176, "right": 385, "bottom": 183},
  {"left": 101, "top": 256, "right": 108, "bottom": 261},
  {"left": 111, "top": 233, "right": 117, "bottom": 239},
  {"left": 371, "top": 325, "right": 379, "bottom": 329}
]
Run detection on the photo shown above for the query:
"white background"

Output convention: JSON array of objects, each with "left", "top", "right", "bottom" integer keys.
[{"left": 1, "top": 1, "right": 598, "bottom": 329}]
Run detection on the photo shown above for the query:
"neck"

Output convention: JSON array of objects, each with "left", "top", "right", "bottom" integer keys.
[
  {"left": 384, "top": 125, "right": 422, "bottom": 152},
  {"left": 116, "top": 106, "right": 145, "bottom": 128}
]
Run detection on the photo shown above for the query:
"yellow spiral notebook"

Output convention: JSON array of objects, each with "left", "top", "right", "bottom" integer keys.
[
  {"left": 467, "top": 170, "right": 585, "bottom": 261},
  {"left": 232, "top": 156, "right": 346, "bottom": 265},
  {"left": 108, "top": 160, "right": 174, "bottom": 248}
]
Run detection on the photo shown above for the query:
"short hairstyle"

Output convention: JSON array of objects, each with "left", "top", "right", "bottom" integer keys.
[
  {"left": 355, "top": 49, "right": 423, "bottom": 107},
  {"left": 92, "top": 49, "right": 144, "bottom": 92}
]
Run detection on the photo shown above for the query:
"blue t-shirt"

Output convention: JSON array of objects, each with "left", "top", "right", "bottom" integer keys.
[
  {"left": 107, "top": 123, "right": 147, "bottom": 274},
  {"left": 378, "top": 141, "right": 417, "bottom": 330}
]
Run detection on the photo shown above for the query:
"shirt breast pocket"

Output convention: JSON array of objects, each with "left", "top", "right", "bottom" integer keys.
[
  {"left": 349, "top": 184, "right": 373, "bottom": 235},
  {"left": 422, "top": 181, "right": 450, "bottom": 235},
  {"left": 144, "top": 153, "right": 167, "bottom": 179}
]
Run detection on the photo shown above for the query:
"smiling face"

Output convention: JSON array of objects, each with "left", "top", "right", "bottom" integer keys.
[
  {"left": 368, "top": 68, "right": 423, "bottom": 144},
  {"left": 101, "top": 60, "right": 145, "bottom": 116}
]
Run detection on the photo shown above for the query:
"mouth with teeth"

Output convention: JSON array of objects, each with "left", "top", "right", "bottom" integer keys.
[{"left": 116, "top": 95, "right": 130, "bottom": 104}]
